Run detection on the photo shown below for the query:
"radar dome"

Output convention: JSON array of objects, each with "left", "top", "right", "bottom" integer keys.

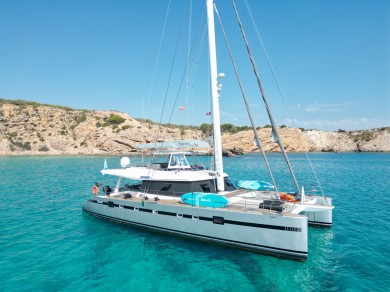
[{"left": 120, "top": 157, "right": 131, "bottom": 168}]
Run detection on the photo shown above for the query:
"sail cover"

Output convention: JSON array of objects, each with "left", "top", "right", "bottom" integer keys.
[{"left": 138, "top": 140, "right": 210, "bottom": 149}]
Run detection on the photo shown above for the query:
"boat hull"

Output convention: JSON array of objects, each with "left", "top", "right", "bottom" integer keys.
[
  {"left": 305, "top": 197, "right": 333, "bottom": 228},
  {"left": 83, "top": 196, "right": 308, "bottom": 260}
]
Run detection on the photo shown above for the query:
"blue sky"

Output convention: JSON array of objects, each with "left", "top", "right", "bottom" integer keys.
[{"left": 0, "top": 0, "right": 389, "bottom": 131}]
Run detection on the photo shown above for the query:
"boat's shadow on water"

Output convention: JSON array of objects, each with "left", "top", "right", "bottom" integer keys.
[{"left": 81, "top": 213, "right": 337, "bottom": 291}]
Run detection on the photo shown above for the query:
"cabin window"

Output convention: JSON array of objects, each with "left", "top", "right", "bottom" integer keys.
[
  {"left": 200, "top": 184, "right": 211, "bottom": 192},
  {"left": 169, "top": 154, "right": 190, "bottom": 168},
  {"left": 161, "top": 184, "right": 172, "bottom": 191}
]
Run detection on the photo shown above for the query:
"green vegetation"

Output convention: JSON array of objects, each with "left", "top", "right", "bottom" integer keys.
[
  {"left": 8, "top": 138, "right": 31, "bottom": 151},
  {"left": 350, "top": 131, "right": 375, "bottom": 142},
  {"left": 0, "top": 98, "right": 81, "bottom": 111},
  {"left": 36, "top": 132, "right": 45, "bottom": 142},
  {"left": 135, "top": 118, "right": 155, "bottom": 125},
  {"left": 38, "top": 145, "right": 50, "bottom": 152},
  {"left": 200, "top": 123, "right": 252, "bottom": 135},
  {"left": 74, "top": 112, "right": 87, "bottom": 124},
  {"left": 199, "top": 123, "right": 212, "bottom": 136},
  {"left": 102, "top": 114, "right": 125, "bottom": 126},
  {"left": 135, "top": 118, "right": 199, "bottom": 132},
  {"left": 106, "top": 114, "right": 125, "bottom": 125},
  {"left": 220, "top": 123, "right": 251, "bottom": 134}
]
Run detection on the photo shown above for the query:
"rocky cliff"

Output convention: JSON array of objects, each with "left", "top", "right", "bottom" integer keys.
[{"left": 0, "top": 101, "right": 389, "bottom": 156}]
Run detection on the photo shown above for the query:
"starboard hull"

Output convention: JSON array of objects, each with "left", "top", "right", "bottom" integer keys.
[{"left": 304, "top": 197, "right": 333, "bottom": 228}]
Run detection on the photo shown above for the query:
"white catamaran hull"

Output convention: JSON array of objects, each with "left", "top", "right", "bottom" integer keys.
[
  {"left": 83, "top": 196, "right": 308, "bottom": 260},
  {"left": 304, "top": 197, "right": 333, "bottom": 228}
]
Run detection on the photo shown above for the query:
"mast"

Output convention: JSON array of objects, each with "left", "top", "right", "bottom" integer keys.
[{"left": 206, "top": 0, "right": 224, "bottom": 191}]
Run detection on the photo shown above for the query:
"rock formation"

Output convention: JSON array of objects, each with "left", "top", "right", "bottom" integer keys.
[{"left": 0, "top": 101, "right": 389, "bottom": 156}]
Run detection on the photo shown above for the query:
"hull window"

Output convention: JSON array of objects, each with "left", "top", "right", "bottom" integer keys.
[{"left": 213, "top": 216, "right": 225, "bottom": 225}]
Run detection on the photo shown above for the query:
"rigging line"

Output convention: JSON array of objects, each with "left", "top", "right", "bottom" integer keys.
[
  {"left": 185, "top": 0, "right": 192, "bottom": 125},
  {"left": 231, "top": 0, "right": 301, "bottom": 194},
  {"left": 165, "top": 22, "right": 204, "bottom": 132},
  {"left": 243, "top": 0, "right": 291, "bottom": 115},
  {"left": 214, "top": 2, "right": 278, "bottom": 192},
  {"left": 145, "top": 0, "right": 189, "bottom": 186},
  {"left": 207, "top": 57, "right": 215, "bottom": 171},
  {"left": 148, "top": 1, "right": 206, "bottom": 182},
  {"left": 187, "top": 22, "right": 208, "bottom": 126},
  {"left": 244, "top": 0, "right": 327, "bottom": 199},
  {"left": 155, "top": 0, "right": 188, "bottom": 134},
  {"left": 186, "top": 23, "right": 207, "bottom": 127},
  {"left": 145, "top": 0, "right": 172, "bottom": 120},
  {"left": 162, "top": 5, "right": 207, "bottom": 129}
]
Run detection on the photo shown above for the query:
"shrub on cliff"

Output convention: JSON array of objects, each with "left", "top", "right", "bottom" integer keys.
[
  {"left": 102, "top": 114, "right": 125, "bottom": 126},
  {"left": 39, "top": 145, "right": 50, "bottom": 152},
  {"left": 74, "top": 112, "right": 87, "bottom": 124}
]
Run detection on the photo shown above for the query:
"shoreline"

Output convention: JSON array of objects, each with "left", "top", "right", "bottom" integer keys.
[{"left": 1, "top": 151, "right": 389, "bottom": 158}]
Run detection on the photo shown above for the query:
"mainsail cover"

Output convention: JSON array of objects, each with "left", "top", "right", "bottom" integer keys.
[{"left": 138, "top": 140, "right": 210, "bottom": 149}]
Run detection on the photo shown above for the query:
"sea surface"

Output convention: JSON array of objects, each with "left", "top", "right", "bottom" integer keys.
[{"left": 1, "top": 153, "right": 389, "bottom": 291}]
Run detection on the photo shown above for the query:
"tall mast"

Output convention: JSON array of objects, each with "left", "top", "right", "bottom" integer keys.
[{"left": 206, "top": 0, "right": 224, "bottom": 191}]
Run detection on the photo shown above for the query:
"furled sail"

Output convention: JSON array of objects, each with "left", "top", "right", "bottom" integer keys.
[{"left": 138, "top": 140, "right": 210, "bottom": 149}]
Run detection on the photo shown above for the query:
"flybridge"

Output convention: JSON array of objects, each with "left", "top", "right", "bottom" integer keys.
[{"left": 138, "top": 140, "right": 210, "bottom": 149}]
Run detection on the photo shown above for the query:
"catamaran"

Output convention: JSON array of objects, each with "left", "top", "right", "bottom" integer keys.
[{"left": 83, "top": 0, "right": 333, "bottom": 260}]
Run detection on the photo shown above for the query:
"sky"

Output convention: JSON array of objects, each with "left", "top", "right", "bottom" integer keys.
[{"left": 0, "top": 0, "right": 389, "bottom": 131}]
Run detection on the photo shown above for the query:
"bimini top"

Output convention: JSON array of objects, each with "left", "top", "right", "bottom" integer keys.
[{"left": 138, "top": 140, "right": 210, "bottom": 149}]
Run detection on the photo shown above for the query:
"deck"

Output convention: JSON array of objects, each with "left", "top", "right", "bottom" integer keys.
[{"left": 100, "top": 191, "right": 303, "bottom": 217}]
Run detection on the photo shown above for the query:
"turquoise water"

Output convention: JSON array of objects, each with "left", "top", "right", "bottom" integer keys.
[{"left": 1, "top": 153, "right": 389, "bottom": 291}]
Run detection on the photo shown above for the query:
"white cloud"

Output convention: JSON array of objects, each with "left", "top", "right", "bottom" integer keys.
[
  {"left": 220, "top": 110, "right": 230, "bottom": 116},
  {"left": 304, "top": 102, "right": 358, "bottom": 113},
  {"left": 283, "top": 117, "right": 390, "bottom": 131}
]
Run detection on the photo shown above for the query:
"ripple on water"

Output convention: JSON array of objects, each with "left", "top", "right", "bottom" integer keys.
[{"left": 0, "top": 154, "right": 389, "bottom": 291}]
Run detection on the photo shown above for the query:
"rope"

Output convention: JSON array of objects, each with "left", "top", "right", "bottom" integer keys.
[
  {"left": 214, "top": 2, "right": 278, "bottom": 192},
  {"left": 144, "top": 2, "right": 212, "bottom": 192},
  {"left": 243, "top": 0, "right": 327, "bottom": 199},
  {"left": 231, "top": 0, "right": 301, "bottom": 194},
  {"left": 144, "top": 0, "right": 172, "bottom": 123},
  {"left": 143, "top": 0, "right": 189, "bottom": 194},
  {"left": 185, "top": 0, "right": 192, "bottom": 125}
]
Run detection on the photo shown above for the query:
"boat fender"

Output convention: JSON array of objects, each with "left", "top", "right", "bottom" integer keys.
[
  {"left": 123, "top": 193, "right": 132, "bottom": 199},
  {"left": 92, "top": 185, "right": 99, "bottom": 195},
  {"left": 279, "top": 193, "right": 296, "bottom": 202},
  {"left": 154, "top": 197, "right": 160, "bottom": 201},
  {"left": 144, "top": 196, "right": 149, "bottom": 200},
  {"left": 259, "top": 200, "right": 283, "bottom": 212}
]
